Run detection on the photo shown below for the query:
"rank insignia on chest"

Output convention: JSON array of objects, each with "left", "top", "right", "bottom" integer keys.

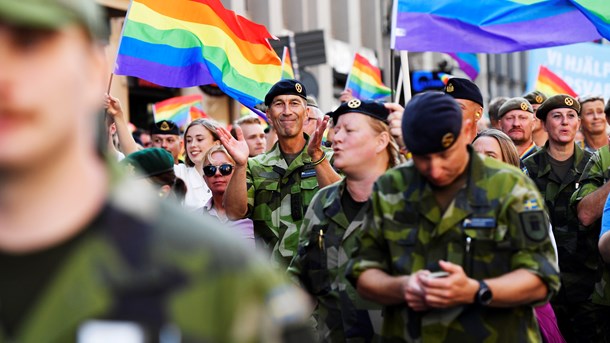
[
  {"left": 301, "top": 169, "right": 317, "bottom": 178},
  {"left": 463, "top": 217, "right": 496, "bottom": 228}
]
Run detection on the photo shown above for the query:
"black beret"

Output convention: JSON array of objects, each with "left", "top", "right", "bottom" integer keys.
[
  {"left": 330, "top": 99, "right": 389, "bottom": 124},
  {"left": 151, "top": 120, "right": 180, "bottom": 135},
  {"left": 122, "top": 148, "right": 175, "bottom": 178},
  {"left": 402, "top": 92, "right": 462, "bottom": 155},
  {"left": 523, "top": 90, "right": 547, "bottom": 105},
  {"left": 498, "top": 97, "right": 533, "bottom": 119},
  {"left": 264, "top": 79, "right": 307, "bottom": 106},
  {"left": 444, "top": 78, "right": 483, "bottom": 107},
  {"left": 536, "top": 94, "right": 581, "bottom": 121},
  {"left": 605, "top": 99, "right": 610, "bottom": 117}
]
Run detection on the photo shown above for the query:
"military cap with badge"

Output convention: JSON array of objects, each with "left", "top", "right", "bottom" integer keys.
[
  {"left": 535, "top": 94, "right": 581, "bottom": 121},
  {"left": 523, "top": 90, "right": 548, "bottom": 106},
  {"left": 150, "top": 120, "right": 180, "bottom": 136},
  {"left": 264, "top": 79, "right": 307, "bottom": 106},
  {"left": 497, "top": 97, "right": 534, "bottom": 119},
  {"left": 330, "top": 98, "right": 390, "bottom": 124},
  {"left": 444, "top": 77, "right": 484, "bottom": 107},
  {"left": 402, "top": 92, "right": 463, "bottom": 155}
]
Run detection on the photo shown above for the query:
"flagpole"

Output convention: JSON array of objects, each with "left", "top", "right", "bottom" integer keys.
[
  {"left": 390, "top": 49, "right": 396, "bottom": 102},
  {"left": 106, "top": 73, "right": 114, "bottom": 94},
  {"left": 395, "top": 68, "right": 403, "bottom": 104},
  {"left": 400, "top": 51, "right": 412, "bottom": 103}
]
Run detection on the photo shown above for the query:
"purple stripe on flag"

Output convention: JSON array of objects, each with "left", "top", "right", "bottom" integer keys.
[
  {"left": 394, "top": 10, "right": 600, "bottom": 53},
  {"left": 115, "top": 55, "right": 215, "bottom": 88}
]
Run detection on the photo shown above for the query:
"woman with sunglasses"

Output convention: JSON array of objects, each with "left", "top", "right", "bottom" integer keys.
[
  {"left": 200, "top": 145, "right": 255, "bottom": 249},
  {"left": 176, "top": 118, "right": 222, "bottom": 210},
  {"left": 289, "top": 100, "right": 404, "bottom": 342}
]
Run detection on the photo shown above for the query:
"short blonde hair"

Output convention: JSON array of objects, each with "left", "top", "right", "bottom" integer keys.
[{"left": 203, "top": 144, "right": 235, "bottom": 166}]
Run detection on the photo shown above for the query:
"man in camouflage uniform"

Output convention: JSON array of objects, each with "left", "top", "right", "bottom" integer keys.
[
  {"left": 348, "top": 92, "right": 560, "bottom": 342},
  {"left": 522, "top": 95, "right": 602, "bottom": 342},
  {"left": 218, "top": 79, "right": 341, "bottom": 268},
  {"left": 443, "top": 77, "right": 483, "bottom": 142},
  {"left": 0, "top": 2, "right": 312, "bottom": 342}
]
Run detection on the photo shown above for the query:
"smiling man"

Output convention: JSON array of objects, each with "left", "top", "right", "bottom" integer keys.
[
  {"left": 217, "top": 79, "right": 341, "bottom": 268},
  {"left": 498, "top": 97, "right": 538, "bottom": 160}
]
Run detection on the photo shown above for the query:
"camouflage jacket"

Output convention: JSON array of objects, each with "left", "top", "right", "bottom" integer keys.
[
  {"left": 570, "top": 144, "right": 610, "bottom": 305},
  {"left": 523, "top": 142, "right": 597, "bottom": 303},
  {"left": 246, "top": 135, "right": 331, "bottom": 268},
  {"left": 348, "top": 148, "right": 560, "bottom": 343},
  {"left": 289, "top": 180, "right": 382, "bottom": 342},
  {"left": 0, "top": 178, "right": 312, "bottom": 343}
]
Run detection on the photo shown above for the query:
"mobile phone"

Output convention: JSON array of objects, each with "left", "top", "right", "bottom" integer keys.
[{"left": 427, "top": 271, "right": 450, "bottom": 278}]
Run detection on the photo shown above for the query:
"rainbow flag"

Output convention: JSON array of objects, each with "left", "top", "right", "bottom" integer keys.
[
  {"left": 392, "top": 0, "right": 604, "bottom": 53},
  {"left": 153, "top": 94, "right": 203, "bottom": 127},
  {"left": 535, "top": 66, "right": 578, "bottom": 97},
  {"left": 281, "top": 46, "right": 295, "bottom": 80},
  {"left": 114, "top": 0, "right": 282, "bottom": 111},
  {"left": 345, "top": 53, "right": 391, "bottom": 101},
  {"left": 447, "top": 53, "right": 479, "bottom": 80},
  {"left": 569, "top": 0, "right": 610, "bottom": 39},
  {"left": 190, "top": 106, "right": 208, "bottom": 121}
]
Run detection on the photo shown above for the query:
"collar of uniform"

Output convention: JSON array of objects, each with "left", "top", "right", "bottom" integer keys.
[
  {"left": 321, "top": 180, "right": 350, "bottom": 228},
  {"left": 254, "top": 133, "right": 312, "bottom": 168},
  {"left": 533, "top": 141, "right": 588, "bottom": 177}
]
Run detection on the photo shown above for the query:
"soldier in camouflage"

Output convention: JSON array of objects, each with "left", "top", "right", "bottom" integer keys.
[
  {"left": 289, "top": 100, "right": 405, "bottom": 342},
  {"left": 218, "top": 79, "right": 341, "bottom": 268},
  {"left": 522, "top": 94, "right": 605, "bottom": 342},
  {"left": 347, "top": 92, "right": 560, "bottom": 343},
  {"left": 0, "top": 2, "right": 313, "bottom": 341}
]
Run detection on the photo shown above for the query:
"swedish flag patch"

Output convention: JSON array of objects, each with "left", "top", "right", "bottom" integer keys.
[{"left": 523, "top": 198, "right": 540, "bottom": 211}]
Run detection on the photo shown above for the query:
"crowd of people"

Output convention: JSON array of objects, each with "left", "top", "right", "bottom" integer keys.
[{"left": 2, "top": 1, "right": 610, "bottom": 343}]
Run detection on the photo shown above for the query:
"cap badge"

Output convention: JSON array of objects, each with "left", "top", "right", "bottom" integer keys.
[
  {"left": 565, "top": 97, "right": 574, "bottom": 106},
  {"left": 295, "top": 83, "right": 303, "bottom": 93},
  {"left": 446, "top": 83, "right": 454, "bottom": 93},
  {"left": 160, "top": 121, "right": 171, "bottom": 131},
  {"left": 441, "top": 133, "right": 455, "bottom": 148},
  {"left": 520, "top": 102, "right": 529, "bottom": 111},
  {"left": 535, "top": 95, "right": 543, "bottom": 103},
  {"left": 347, "top": 99, "right": 361, "bottom": 108}
]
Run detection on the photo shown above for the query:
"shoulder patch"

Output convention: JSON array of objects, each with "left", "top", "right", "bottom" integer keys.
[{"left": 520, "top": 210, "right": 548, "bottom": 242}]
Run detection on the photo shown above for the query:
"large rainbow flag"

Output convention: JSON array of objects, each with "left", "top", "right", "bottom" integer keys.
[
  {"left": 280, "top": 46, "right": 295, "bottom": 80},
  {"left": 114, "top": 0, "right": 282, "bottom": 110},
  {"left": 345, "top": 53, "right": 391, "bottom": 101},
  {"left": 447, "top": 53, "right": 479, "bottom": 81},
  {"left": 392, "top": 0, "right": 608, "bottom": 53},
  {"left": 535, "top": 66, "right": 578, "bottom": 97},
  {"left": 153, "top": 94, "right": 203, "bottom": 127}
]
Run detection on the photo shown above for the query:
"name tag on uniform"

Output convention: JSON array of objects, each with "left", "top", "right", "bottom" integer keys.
[
  {"left": 463, "top": 217, "right": 496, "bottom": 228},
  {"left": 301, "top": 169, "right": 317, "bottom": 178}
]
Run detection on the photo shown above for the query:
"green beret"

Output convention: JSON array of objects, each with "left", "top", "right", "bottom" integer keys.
[
  {"left": 498, "top": 97, "right": 533, "bottom": 119},
  {"left": 150, "top": 120, "right": 180, "bottom": 136},
  {"left": 523, "top": 90, "right": 547, "bottom": 105},
  {"left": 122, "top": 148, "right": 175, "bottom": 178},
  {"left": 264, "top": 79, "right": 307, "bottom": 106},
  {"left": 0, "top": 0, "right": 107, "bottom": 40},
  {"left": 536, "top": 94, "right": 580, "bottom": 121},
  {"left": 330, "top": 99, "right": 389, "bottom": 124}
]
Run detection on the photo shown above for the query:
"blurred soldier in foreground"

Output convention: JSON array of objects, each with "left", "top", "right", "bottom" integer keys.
[
  {"left": 348, "top": 92, "right": 560, "bottom": 342},
  {"left": 0, "top": 1, "right": 311, "bottom": 342}
]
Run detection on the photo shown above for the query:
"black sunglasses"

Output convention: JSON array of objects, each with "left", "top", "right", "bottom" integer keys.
[{"left": 203, "top": 164, "right": 234, "bottom": 177}]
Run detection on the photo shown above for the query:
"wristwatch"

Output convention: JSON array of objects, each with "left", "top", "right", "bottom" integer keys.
[{"left": 475, "top": 280, "right": 493, "bottom": 306}]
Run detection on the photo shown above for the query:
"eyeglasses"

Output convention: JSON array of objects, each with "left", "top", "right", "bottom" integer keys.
[{"left": 203, "top": 164, "right": 234, "bottom": 177}]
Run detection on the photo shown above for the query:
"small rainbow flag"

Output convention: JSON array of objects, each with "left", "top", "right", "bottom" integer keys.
[
  {"left": 153, "top": 94, "right": 203, "bottom": 127},
  {"left": 190, "top": 106, "right": 208, "bottom": 121},
  {"left": 345, "top": 53, "right": 391, "bottom": 101},
  {"left": 535, "top": 66, "right": 578, "bottom": 97},
  {"left": 281, "top": 46, "right": 295, "bottom": 80},
  {"left": 115, "top": 0, "right": 282, "bottom": 111}
]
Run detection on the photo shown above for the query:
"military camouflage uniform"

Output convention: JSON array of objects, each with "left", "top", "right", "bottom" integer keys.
[
  {"left": 569, "top": 145, "right": 610, "bottom": 340},
  {"left": 0, "top": 176, "right": 312, "bottom": 343},
  {"left": 523, "top": 142, "right": 608, "bottom": 342},
  {"left": 289, "top": 180, "right": 382, "bottom": 342},
  {"left": 246, "top": 134, "right": 331, "bottom": 268},
  {"left": 348, "top": 148, "right": 560, "bottom": 342}
]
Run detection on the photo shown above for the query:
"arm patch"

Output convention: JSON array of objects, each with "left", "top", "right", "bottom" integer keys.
[{"left": 520, "top": 210, "right": 548, "bottom": 242}]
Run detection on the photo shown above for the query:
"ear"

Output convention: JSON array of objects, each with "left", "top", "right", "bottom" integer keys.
[
  {"left": 376, "top": 131, "right": 390, "bottom": 154},
  {"left": 475, "top": 106, "right": 483, "bottom": 121},
  {"left": 159, "top": 184, "right": 171, "bottom": 198}
]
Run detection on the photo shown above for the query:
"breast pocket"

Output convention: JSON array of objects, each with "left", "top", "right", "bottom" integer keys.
[
  {"left": 388, "top": 226, "right": 419, "bottom": 275},
  {"left": 298, "top": 225, "right": 331, "bottom": 296},
  {"left": 463, "top": 219, "right": 511, "bottom": 279}
]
